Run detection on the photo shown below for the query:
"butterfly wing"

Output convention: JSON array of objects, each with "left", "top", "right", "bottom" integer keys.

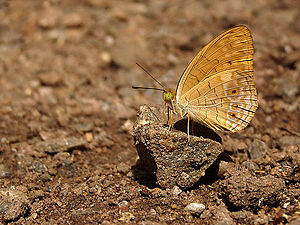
[
  {"left": 176, "top": 25, "right": 254, "bottom": 101},
  {"left": 178, "top": 70, "right": 258, "bottom": 132}
]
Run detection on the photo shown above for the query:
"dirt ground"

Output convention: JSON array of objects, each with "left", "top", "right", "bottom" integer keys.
[{"left": 0, "top": 0, "right": 299, "bottom": 224}]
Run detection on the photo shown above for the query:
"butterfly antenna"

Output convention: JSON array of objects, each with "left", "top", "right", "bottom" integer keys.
[
  {"left": 136, "top": 63, "right": 165, "bottom": 89},
  {"left": 132, "top": 86, "right": 165, "bottom": 92}
]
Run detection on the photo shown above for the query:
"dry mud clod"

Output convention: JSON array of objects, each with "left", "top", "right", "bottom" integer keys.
[{"left": 133, "top": 104, "right": 223, "bottom": 189}]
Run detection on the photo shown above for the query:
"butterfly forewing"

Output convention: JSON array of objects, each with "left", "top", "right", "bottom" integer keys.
[
  {"left": 176, "top": 25, "right": 254, "bottom": 100},
  {"left": 173, "top": 25, "right": 257, "bottom": 133}
]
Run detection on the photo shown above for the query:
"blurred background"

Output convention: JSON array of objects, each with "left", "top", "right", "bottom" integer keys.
[{"left": 0, "top": 0, "right": 299, "bottom": 223}]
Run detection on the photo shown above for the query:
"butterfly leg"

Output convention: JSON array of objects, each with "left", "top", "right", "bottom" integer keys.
[
  {"left": 187, "top": 112, "right": 190, "bottom": 142},
  {"left": 168, "top": 106, "right": 173, "bottom": 131}
]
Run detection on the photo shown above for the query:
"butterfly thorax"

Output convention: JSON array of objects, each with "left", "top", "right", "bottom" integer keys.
[{"left": 163, "top": 88, "right": 188, "bottom": 118}]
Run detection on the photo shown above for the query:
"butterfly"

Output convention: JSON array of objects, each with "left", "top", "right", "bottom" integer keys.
[{"left": 134, "top": 25, "right": 258, "bottom": 139}]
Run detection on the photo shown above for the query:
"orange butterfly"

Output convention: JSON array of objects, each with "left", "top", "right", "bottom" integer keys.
[{"left": 134, "top": 25, "right": 258, "bottom": 139}]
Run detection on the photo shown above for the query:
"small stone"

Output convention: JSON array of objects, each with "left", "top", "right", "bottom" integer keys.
[
  {"left": 118, "top": 212, "right": 135, "bottom": 222},
  {"left": 29, "top": 190, "right": 45, "bottom": 200},
  {"left": 30, "top": 161, "right": 48, "bottom": 173},
  {"left": 56, "top": 201, "right": 63, "bottom": 207},
  {"left": 116, "top": 162, "right": 130, "bottom": 174},
  {"left": 149, "top": 209, "right": 156, "bottom": 215},
  {"left": 100, "top": 52, "right": 112, "bottom": 65},
  {"left": 35, "top": 137, "right": 87, "bottom": 153},
  {"left": 170, "top": 186, "right": 182, "bottom": 196},
  {"left": 38, "top": 72, "right": 62, "bottom": 86},
  {"left": 0, "top": 164, "right": 13, "bottom": 178},
  {"left": 85, "top": 133, "right": 93, "bottom": 142},
  {"left": 223, "top": 138, "right": 247, "bottom": 153},
  {"left": 184, "top": 203, "right": 206, "bottom": 215},
  {"left": 73, "top": 122, "right": 94, "bottom": 132},
  {"left": 118, "top": 200, "right": 129, "bottom": 211},
  {"left": 150, "top": 188, "right": 166, "bottom": 198},
  {"left": 95, "top": 130, "right": 114, "bottom": 147},
  {"left": 37, "top": 8, "right": 59, "bottom": 28},
  {"left": 60, "top": 13, "right": 83, "bottom": 27},
  {"left": 39, "top": 173, "right": 52, "bottom": 182},
  {"left": 171, "top": 203, "right": 177, "bottom": 209},
  {"left": 32, "top": 212, "right": 38, "bottom": 219},
  {"left": 0, "top": 187, "right": 28, "bottom": 222},
  {"left": 54, "top": 152, "right": 71, "bottom": 162},
  {"left": 121, "top": 120, "right": 134, "bottom": 134},
  {"left": 248, "top": 139, "right": 267, "bottom": 160},
  {"left": 242, "top": 160, "right": 259, "bottom": 171},
  {"left": 279, "top": 136, "right": 300, "bottom": 147},
  {"left": 217, "top": 161, "right": 235, "bottom": 177}
]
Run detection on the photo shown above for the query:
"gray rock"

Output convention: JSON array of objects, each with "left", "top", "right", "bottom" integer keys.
[
  {"left": 0, "top": 164, "right": 13, "bottom": 179},
  {"left": 0, "top": 187, "right": 28, "bottom": 222},
  {"left": 279, "top": 136, "right": 300, "bottom": 147},
  {"left": 248, "top": 139, "right": 267, "bottom": 160},
  {"left": 35, "top": 137, "right": 87, "bottom": 153},
  {"left": 133, "top": 105, "right": 223, "bottom": 189}
]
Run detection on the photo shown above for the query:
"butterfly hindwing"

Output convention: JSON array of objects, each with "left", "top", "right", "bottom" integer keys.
[{"left": 180, "top": 70, "right": 258, "bottom": 132}]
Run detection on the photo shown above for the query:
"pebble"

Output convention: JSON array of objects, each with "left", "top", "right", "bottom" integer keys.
[
  {"left": 37, "top": 8, "right": 59, "bottom": 28},
  {"left": 248, "top": 139, "right": 267, "bottom": 160},
  {"left": 32, "top": 212, "right": 38, "bottom": 219},
  {"left": 38, "top": 72, "right": 62, "bottom": 86},
  {"left": 170, "top": 186, "right": 182, "bottom": 196},
  {"left": 100, "top": 52, "right": 112, "bottom": 65},
  {"left": 0, "top": 164, "right": 13, "bottom": 178},
  {"left": 242, "top": 160, "right": 259, "bottom": 171},
  {"left": 0, "top": 187, "right": 28, "bottom": 222},
  {"left": 217, "top": 161, "right": 235, "bottom": 177},
  {"left": 60, "top": 13, "right": 83, "bottom": 27},
  {"left": 116, "top": 162, "right": 130, "bottom": 174},
  {"left": 39, "top": 173, "right": 52, "bottom": 182},
  {"left": 121, "top": 120, "right": 134, "bottom": 134},
  {"left": 30, "top": 161, "right": 48, "bottom": 173},
  {"left": 184, "top": 203, "right": 206, "bottom": 215},
  {"left": 95, "top": 130, "right": 114, "bottom": 147},
  {"left": 149, "top": 209, "right": 156, "bottom": 215},
  {"left": 85, "top": 132, "right": 93, "bottom": 142},
  {"left": 35, "top": 137, "right": 87, "bottom": 153},
  {"left": 73, "top": 122, "right": 94, "bottom": 132},
  {"left": 279, "top": 136, "right": 300, "bottom": 147},
  {"left": 118, "top": 212, "right": 135, "bottom": 222},
  {"left": 118, "top": 200, "right": 129, "bottom": 211}
]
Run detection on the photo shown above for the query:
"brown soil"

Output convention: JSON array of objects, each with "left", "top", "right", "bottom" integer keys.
[{"left": 0, "top": 0, "right": 299, "bottom": 224}]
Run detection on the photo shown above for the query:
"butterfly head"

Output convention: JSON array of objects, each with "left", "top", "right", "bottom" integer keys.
[{"left": 163, "top": 88, "right": 176, "bottom": 105}]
